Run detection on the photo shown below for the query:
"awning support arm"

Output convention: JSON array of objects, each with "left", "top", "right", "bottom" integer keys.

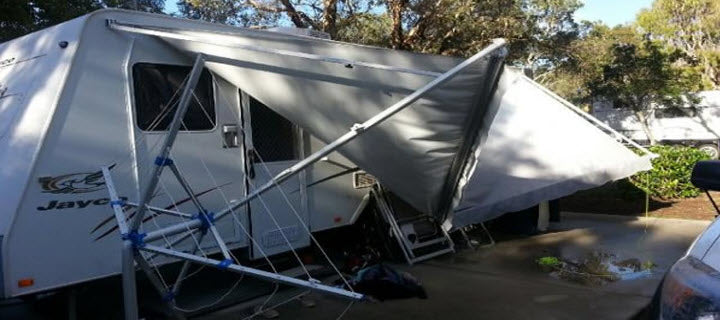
[
  {"left": 142, "top": 39, "right": 508, "bottom": 243},
  {"left": 130, "top": 54, "right": 205, "bottom": 232},
  {"left": 141, "top": 244, "right": 365, "bottom": 300}
]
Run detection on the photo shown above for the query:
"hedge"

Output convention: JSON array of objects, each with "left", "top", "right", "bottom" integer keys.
[{"left": 629, "top": 145, "right": 711, "bottom": 199}]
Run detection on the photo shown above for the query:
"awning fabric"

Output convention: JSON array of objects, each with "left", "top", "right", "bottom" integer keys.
[
  {"left": 158, "top": 26, "right": 506, "bottom": 217},
  {"left": 447, "top": 70, "right": 653, "bottom": 229},
  {"left": 123, "top": 21, "right": 651, "bottom": 225}
]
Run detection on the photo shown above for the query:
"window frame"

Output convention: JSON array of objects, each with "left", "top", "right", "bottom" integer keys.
[{"left": 130, "top": 62, "right": 218, "bottom": 134}]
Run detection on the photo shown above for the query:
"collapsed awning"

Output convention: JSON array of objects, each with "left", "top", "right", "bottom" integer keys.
[
  {"left": 109, "top": 20, "right": 652, "bottom": 227},
  {"left": 448, "top": 69, "right": 653, "bottom": 229},
  {"left": 109, "top": 20, "right": 507, "bottom": 218}
]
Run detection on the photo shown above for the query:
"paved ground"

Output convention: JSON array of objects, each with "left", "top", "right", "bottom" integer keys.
[
  {"left": 0, "top": 213, "right": 710, "bottom": 319},
  {"left": 203, "top": 212, "right": 711, "bottom": 320}
]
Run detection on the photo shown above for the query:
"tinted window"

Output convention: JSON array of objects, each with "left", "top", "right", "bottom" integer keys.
[
  {"left": 133, "top": 63, "right": 215, "bottom": 131},
  {"left": 655, "top": 107, "right": 697, "bottom": 118},
  {"left": 249, "top": 96, "right": 297, "bottom": 162}
]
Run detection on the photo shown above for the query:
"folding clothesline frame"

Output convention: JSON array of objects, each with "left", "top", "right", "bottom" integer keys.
[{"left": 104, "top": 21, "right": 508, "bottom": 320}]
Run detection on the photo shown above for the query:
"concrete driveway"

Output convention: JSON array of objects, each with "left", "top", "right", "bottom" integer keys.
[{"left": 204, "top": 212, "right": 711, "bottom": 320}]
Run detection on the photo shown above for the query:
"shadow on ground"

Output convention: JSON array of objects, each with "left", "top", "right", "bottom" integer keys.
[{"left": 206, "top": 213, "right": 710, "bottom": 320}]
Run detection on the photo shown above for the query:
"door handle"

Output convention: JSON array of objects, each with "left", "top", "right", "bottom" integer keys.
[{"left": 222, "top": 124, "right": 239, "bottom": 148}]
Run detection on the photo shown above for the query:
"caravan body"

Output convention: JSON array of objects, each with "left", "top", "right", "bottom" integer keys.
[
  {"left": 0, "top": 10, "right": 651, "bottom": 299},
  {"left": 0, "top": 10, "right": 377, "bottom": 298},
  {"left": 592, "top": 92, "right": 720, "bottom": 154}
]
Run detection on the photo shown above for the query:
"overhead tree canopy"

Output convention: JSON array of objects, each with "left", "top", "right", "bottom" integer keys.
[
  {"left": 176, "top": 0, "right": 584, "bottom": 71},
  {"left": 0, "top": 0, "right": 164, "bottom": 42},
  {"left": 637, "top": 0, "right": 720, "bottom": 89},
  {"left": 1, "top": 0, "right": 718, "bottom": 121}
]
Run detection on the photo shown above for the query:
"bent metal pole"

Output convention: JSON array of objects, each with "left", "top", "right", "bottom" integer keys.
[
  {"left": 143, "top": 39, "right": 508, "bottom": 243},
  {"left": 130, "top": 54, "right": 205, "bottom": 232}
]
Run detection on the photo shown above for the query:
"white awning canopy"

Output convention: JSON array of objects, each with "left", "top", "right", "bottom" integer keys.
[
  {"left": 110, "top": 20, "right": 652, "bottom": 225},
  {"left": 448, "top": 70, "right": 653, "bottom": 229}
]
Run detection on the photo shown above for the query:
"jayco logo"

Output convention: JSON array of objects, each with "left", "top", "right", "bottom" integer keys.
[
  {"left": 36, "top": 166, "right": 122, "bottom": 212},
  {"left": 38, "top": 166, "right": 114, "bottom": 194},
  {"left": 36, "top": 197, "right": 127, "bottom": 211}
]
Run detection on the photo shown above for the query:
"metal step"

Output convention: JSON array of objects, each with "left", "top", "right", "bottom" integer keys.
[
  {"left": 409, "top": 247, "right": 455, "bottom": 265},
  {"left": 372, "top": 185, "right": 454, "bottom": 265},
  {"left": 410, "top": 236, "right": 449, "bottom": 250}
]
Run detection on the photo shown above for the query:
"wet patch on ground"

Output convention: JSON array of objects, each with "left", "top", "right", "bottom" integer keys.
[{"left": 537, "top": 251, "right": 655, "bottom": 286}]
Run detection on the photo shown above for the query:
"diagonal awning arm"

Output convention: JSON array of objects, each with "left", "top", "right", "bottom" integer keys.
[{"left": 140, "top": 39, "right": 508, "bottom": 243}]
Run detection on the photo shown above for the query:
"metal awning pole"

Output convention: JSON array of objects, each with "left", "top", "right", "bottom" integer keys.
[
  {"left": 167, "top": 162, "right": 233, "bottom": 260},
  {"left": 102, "top": 167, "right": 138, "bottom": 320},
  {"left": 134, "top": 255, "right": 185, "bottom": 318},
  {"left": 130, "top": 54, "right": 205, "bottom": 232},
  {"left": 142, "top": 39, "right": 508, "bottom": 243},
  {"left": 124, "top": 202, "right": 194, "bottom": 219},
  {"left": 141, "top": 244, "right": 365, "bottom": 300},
  {"left": 171, "top": 234, "right": 205, "bottom": 295}
]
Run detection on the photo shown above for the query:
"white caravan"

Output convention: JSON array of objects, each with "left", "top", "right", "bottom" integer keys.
[
  {"left": 0, "top": 9, "right": 652, "bottom": 312},
  {"left": 593, "top": 91, "right": 720, "bottom": 158}
]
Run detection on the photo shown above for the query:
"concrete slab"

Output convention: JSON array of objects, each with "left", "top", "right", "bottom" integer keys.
[{"left": 201, "top": 213, "right": 711, "bottom": 320}]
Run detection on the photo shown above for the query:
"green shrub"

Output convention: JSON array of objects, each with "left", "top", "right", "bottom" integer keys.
[
  {"left": 537, "top": 256, "right": 561, "bottom": 268},
  {"left": 630, "top": 145, "right": 710, "bottom": 199}
]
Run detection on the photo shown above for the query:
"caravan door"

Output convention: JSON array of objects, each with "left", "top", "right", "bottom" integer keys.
[
  {"left": 132, "top": 63, "right": 248, "bottom": 250},
  {"left": 241, "top": 93, "right": 309, "bottom": 259}
]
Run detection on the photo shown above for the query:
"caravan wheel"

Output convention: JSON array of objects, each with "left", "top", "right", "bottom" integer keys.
[{"left": 698, "top": 144, "right": 720, "bottom": 159}]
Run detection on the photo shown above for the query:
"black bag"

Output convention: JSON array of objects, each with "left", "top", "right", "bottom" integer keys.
[{"left": 347, "top": 264, "right": 427, "bottom": 301}]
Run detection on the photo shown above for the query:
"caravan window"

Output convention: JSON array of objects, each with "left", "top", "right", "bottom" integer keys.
[
  {"left": 133, "top": 63, "right": 215, "bottom": 131},
  {"left": 249, "top": 96, "right": 298, "bottom": 162}
]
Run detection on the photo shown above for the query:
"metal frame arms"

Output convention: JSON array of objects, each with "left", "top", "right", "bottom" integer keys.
[
  {"left": 217, "top": 39, "right": 507, "bottom": 219},
  {"left": 130, "top": 54, "right": 206, "bottom": 231},
  {"left": 107, "top": 20, "right": 441, "bottom": 77},
  {"left": 141, "top": 244, "right": 365, "bottom": 300},
  {"left": 124, "top": 202, "right": 193, "bottom": 219},
  {"left": 143, "top": 39, "right": 508, "bottom": 243},
  {"left": 103, "top": 166, "right": 130, "bottom": 234}
]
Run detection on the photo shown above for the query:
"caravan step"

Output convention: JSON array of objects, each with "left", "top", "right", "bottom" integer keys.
[
  {"left": 372, "top": 185, "right": 454, "bottom": 265},
  {"left": 409, "top": 247, "right": 455, "bottom": 265},
  {"left": 410, "top": 237, "right": 450, "bottom": 250}
]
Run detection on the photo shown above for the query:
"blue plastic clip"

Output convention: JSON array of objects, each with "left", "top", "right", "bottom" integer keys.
[
  {"left": 217, "top": 259, "right": 233, "bottom": 269},
  {"left": 154, "top": 156, "right": 174, "bottom": 167},
  {"left": 193, "top": 211, "right": 215, "bottom": 231},
  {"left": 162, "top": 291, "right": 176, "bottom": 302},
  {"left": 110, "top": 199, "right": 126, "bottom": 207},
  {"left": 121, "top": 231, "right": 147, "bottom": 248}
]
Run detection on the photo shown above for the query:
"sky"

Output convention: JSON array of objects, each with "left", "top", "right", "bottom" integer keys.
[
  {"left": 575, "top": 0, "right": 654, "bottom": 26},
  {"left": 165, "top": 0, "right": 655, "bottom": 26}
]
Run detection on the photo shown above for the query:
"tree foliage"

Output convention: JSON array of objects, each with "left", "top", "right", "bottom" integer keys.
[
  {"left": 0, "top": 0, "right": 164, "bottom": 42},
  {"left": 637, "top": 0, "right": 720, "bottom": 89},
  {"left": 589, "top": 39, "right": 700, "bottom": 144},
  {"left": 2, "top": 0, "right": 718, "bottom": 127},
  {"left": 177, "top": 0, "right": 584, "bottom": 70}
]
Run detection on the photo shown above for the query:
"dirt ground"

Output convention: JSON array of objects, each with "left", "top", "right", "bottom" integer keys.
[{"left": 561, "top": 181, "right": 719, "bottom": 220}]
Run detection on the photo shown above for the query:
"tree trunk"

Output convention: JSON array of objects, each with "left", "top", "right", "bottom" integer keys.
[
  {"left": 321, "top": 0, "right": 338, "bottom": 39},
  {"left": 388, "top": 0, "right": 406, "bottom": 49},
  {"left": 634, "top": 110, "right": 657, "bottom": 145},
  {"left": 278, "top": 0, "right": 307, "bottom": 28}
]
